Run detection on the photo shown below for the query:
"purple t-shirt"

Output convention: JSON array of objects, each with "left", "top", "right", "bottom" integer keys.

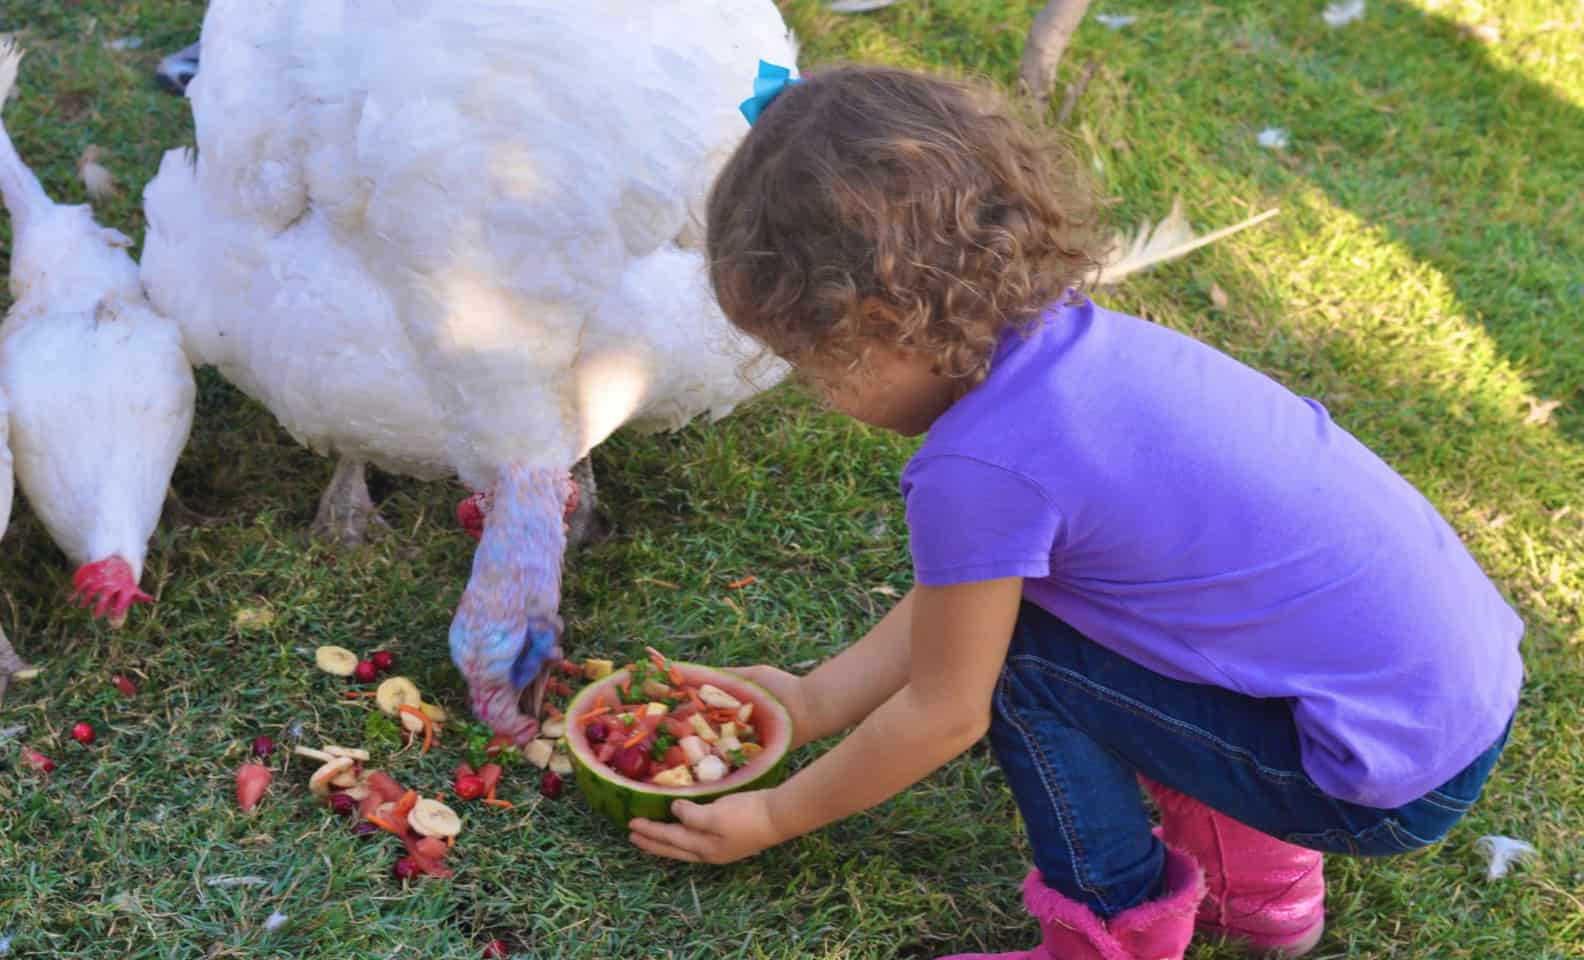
[{"left": 900, "top": 298, "right": 1522, "bottom": 808}]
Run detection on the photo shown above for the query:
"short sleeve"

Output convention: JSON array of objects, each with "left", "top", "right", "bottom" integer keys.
[{"left": 899, "top": 454, "right": 1064, "bottom": 587}]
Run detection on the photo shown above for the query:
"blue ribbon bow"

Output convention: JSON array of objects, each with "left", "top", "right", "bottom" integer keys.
[{"left": 739, "top": 60, "right": 800, "bottom": 126}]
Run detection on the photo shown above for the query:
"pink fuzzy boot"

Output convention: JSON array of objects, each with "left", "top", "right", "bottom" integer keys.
[
  {"left": 1141, "top": 778, "right": 1326, "bottom": 957},
  {"left": 939, "top": 845, "right": 1205, "bottom": 960}
]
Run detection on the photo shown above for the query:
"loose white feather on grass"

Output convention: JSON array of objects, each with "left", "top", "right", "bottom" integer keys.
[
  {"left": 1089, "top": 199, "right": 1281, "bottom": 286},
  {"left": 829, "top": 0, "right": 902, "bottom": 11},
  {"left": 1475, "top": 835, "right": 1536, "bottom": 880},
  {"left": 1323, "top": 0, "right": 1366, "bottom": 28},
  {"left": 77, "top": 145, "right": 115, "bottom": 199}
]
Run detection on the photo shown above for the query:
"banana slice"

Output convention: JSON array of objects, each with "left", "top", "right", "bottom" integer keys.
[
  {"left": 549, "top": 753, "right": 573, "bottom": 777},
  {"left": 375, "top": 677, "right": 422, "bottom": 717},
  {"left": 314, "top": 645, "right": 360, "bottom": 677},
  {"left": 294, "top": 745, "right": 336, "bottom": 763},
  {"left": 524, "top": 739, "right": 555, "bottom": 769},
  {"left": 419, "top": 702, "right": 448, "bottom": 725},
  {"left": 330, "top": 766, "right": 361, "bottom": 789},
  {"left": 324, "top": 745, "right": 370, "bottom": 762},
  {"left": 540, "top": 718, "right": 566, "bottom": 740},
  {"left": 409, "top": 798, "right": 462, "bottom": 838},
  {"left": 399, "top": 710, "right": 426, "bottom": 734},
  {"left": 309, "top": 757, "right": 355, "bottom": 797}
]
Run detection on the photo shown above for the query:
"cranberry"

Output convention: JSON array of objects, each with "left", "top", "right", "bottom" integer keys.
[
  {"left": 22, "top": 748, "right": 54, "bottom": 773},
  {"left": 482, "top": 940, "right": 510, "bottom": 958},
  {"left": 111, "top": 674, "right": 138, "bottom": 697},
  {"left": 539, "top": 771, "right": 565, "bottom": 800},
  {"left": 328, "top": 792, "right": 357, "bottom": 816},
  {"left": 393, "top": 856, "right": 421, "bottom": 880},
  {"left": 371, "top": 650, "right": 395, "bottom": 672},
  {"left": 353, "top": 660, "right": 378, "bottom": 683},
  {"left": 71, "top": 723, "right": 96, "bottom": 745},
  {"left": 584, "top": 722, "right": 607, "bottom": 745},
  {"left": 252, "top": 735, "right": 276, "bottom": 758},
  {"left": 350, "top": 821, "right": 379, "bottom": 837},
  {"left": 455, "top": 774, "right": 486, "bottom": 801}
]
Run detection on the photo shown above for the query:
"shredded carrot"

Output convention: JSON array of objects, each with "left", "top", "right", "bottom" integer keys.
[
  {"left": 687, "top": 688, "right": 705, "bottom": 711},
  {"left": 394, "top": 789, "right": 419, "bottom": 816},
  {"left": 646, "top": 646, "right": 669, "bottom": 671},
  {"left": 622, "top": 725, "right": 650, "bottom": 749},
  {"left": 619, "top": 677, "right": 631, "bottom": 698},
  {"left": 446, "top": 836, "right": 455, "bottom": 850},
  {"left": 397, "top": 705, "right": 435, "bottom": 754},
  {"left": 342, "top": 690, "right": 379, "bottom": 698},
  {"left": 483, "top": 797, "right": 515, "bottom": 809},
  {"left": 579, "top": 705, "right": 611, "bottom": 723},
  {"left": 544, "top": 703, "right": 564, "bottom": 722},
  {"left": 367, "top": 813, "right": 402, "bottom": 835},
  {"left": 667, "top": 665, "right": 685, "bottom": 686},
  {"left": 727, "top": 576, "right": 757, "bottom": 589}
]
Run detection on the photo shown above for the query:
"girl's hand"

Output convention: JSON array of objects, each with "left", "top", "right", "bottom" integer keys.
[
  {"left": 729, "top": 665, "right": 821, "bottom": 748},
  {"left": 628, "top": 792, "right": 784, "bottom": 864}
]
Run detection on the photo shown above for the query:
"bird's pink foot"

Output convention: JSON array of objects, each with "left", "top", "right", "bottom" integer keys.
[
  {"left": 467, "top": 679, "right": 541, "bottom": 745},
  {"left": 72, "top": 557, "right": 152, "bottom": 627}
]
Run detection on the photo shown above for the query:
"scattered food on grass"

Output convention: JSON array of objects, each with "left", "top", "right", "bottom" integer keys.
[
  {"left": 393, "top": 857, "right": 421, "bottom": 881},
  {"left": 455, "top": 774, "right": 486, "bottom": 800},
  {"left": 21, "top": 747, "right": 54, "bottom": 773},
  {"left": 262, "top": 911, "right": 289, "bottom": 933},
  {"left": 375, "top": 677, "right": 421, "bottom": 716},
  {"left": 540, "top": 770, "right": 564, "bottom": 799},
  {"left": 314, "top": 646, "right": 359, "bottom": 677},
  {"left": 111, "top": 674, "right": 137, "bottom": 697},
  {"left": 252, "top": 735, "right": 276, "bottom": 758},
  {"left": 354, "top": 660, "right": 378, "bottom": 683},
  {"left": 371, "top": 650, "right": 395, "bottom": 673},
  {"left": 482, "top": 940, "right": 510, "bottom": 958},
  {"left": 236, "top": 763, "right": 272, "bottom": 811},
  {"left": 70, "top": 722, "right": 95, "bottom": 745}
]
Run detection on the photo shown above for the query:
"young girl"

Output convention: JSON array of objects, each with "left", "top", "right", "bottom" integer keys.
[{"left": 628, "top": 64, "right": 1522, "bottom": 960}]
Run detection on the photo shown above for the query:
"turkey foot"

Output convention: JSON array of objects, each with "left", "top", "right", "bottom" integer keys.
[
  {"left": 311, "top": 459, "right": 389, "bottom": 548},
  {"left": 73, "top": 556, "right": 153, "bottom": 628},
  {"left": 0, "top": 625, "right": 34, "bottom": 706}
]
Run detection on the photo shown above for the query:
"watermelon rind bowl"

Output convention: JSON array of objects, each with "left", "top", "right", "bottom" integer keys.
[{"left": 564, "top": 663, "right": 792, "bottom": 828}]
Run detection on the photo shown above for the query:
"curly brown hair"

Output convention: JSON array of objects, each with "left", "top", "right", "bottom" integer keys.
[{"left": 707, "top": 64, "right": 1105, "bottom": 388}]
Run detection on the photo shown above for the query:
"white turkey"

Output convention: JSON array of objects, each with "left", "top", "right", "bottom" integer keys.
[
  {"left": 140, "top": 0, "right": 795, "bottom": 741},
  {"left": 0, "top": 40, "right": 196, "bottom": 697}
]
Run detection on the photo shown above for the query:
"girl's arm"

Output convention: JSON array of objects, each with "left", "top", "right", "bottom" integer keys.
[
  {"left": 630, "top": 577, "right": 1022, "bottom": 863},
  {"left": 740, "top": 588, "right": 917, "bottom": 748}
]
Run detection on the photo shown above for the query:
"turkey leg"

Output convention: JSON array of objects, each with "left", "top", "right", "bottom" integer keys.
[
  {"left": 564, "top": 457, "right": 607, "bottom": 548},
  {"left": 0, "top": 624, "right": 33, "bottom": 706},
  {"left": 311, "top": 458, "right": 389, "bottom": 548}
]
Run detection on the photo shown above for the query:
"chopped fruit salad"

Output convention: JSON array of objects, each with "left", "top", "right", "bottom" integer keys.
[{"left": 581, "top": 648, "right": 765, "bottom": 788}]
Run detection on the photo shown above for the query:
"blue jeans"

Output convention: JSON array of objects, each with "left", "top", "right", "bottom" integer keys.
[{"left": 989, "top": 602, "right": 1512, "bottom": 920}]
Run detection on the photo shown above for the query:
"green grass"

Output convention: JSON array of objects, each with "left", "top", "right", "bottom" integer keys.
[{"left": 0, "top": 0, "right": 1580, "bottom": 956}]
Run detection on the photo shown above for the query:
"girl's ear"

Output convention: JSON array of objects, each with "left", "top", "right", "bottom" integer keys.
[{"left": 858, "top": 296, "right": 903, "bottom": 334}]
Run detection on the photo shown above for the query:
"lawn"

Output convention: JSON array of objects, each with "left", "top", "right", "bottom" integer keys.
[{"left": 0, "top": 0, "right": 1580, "bottom": 957}]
